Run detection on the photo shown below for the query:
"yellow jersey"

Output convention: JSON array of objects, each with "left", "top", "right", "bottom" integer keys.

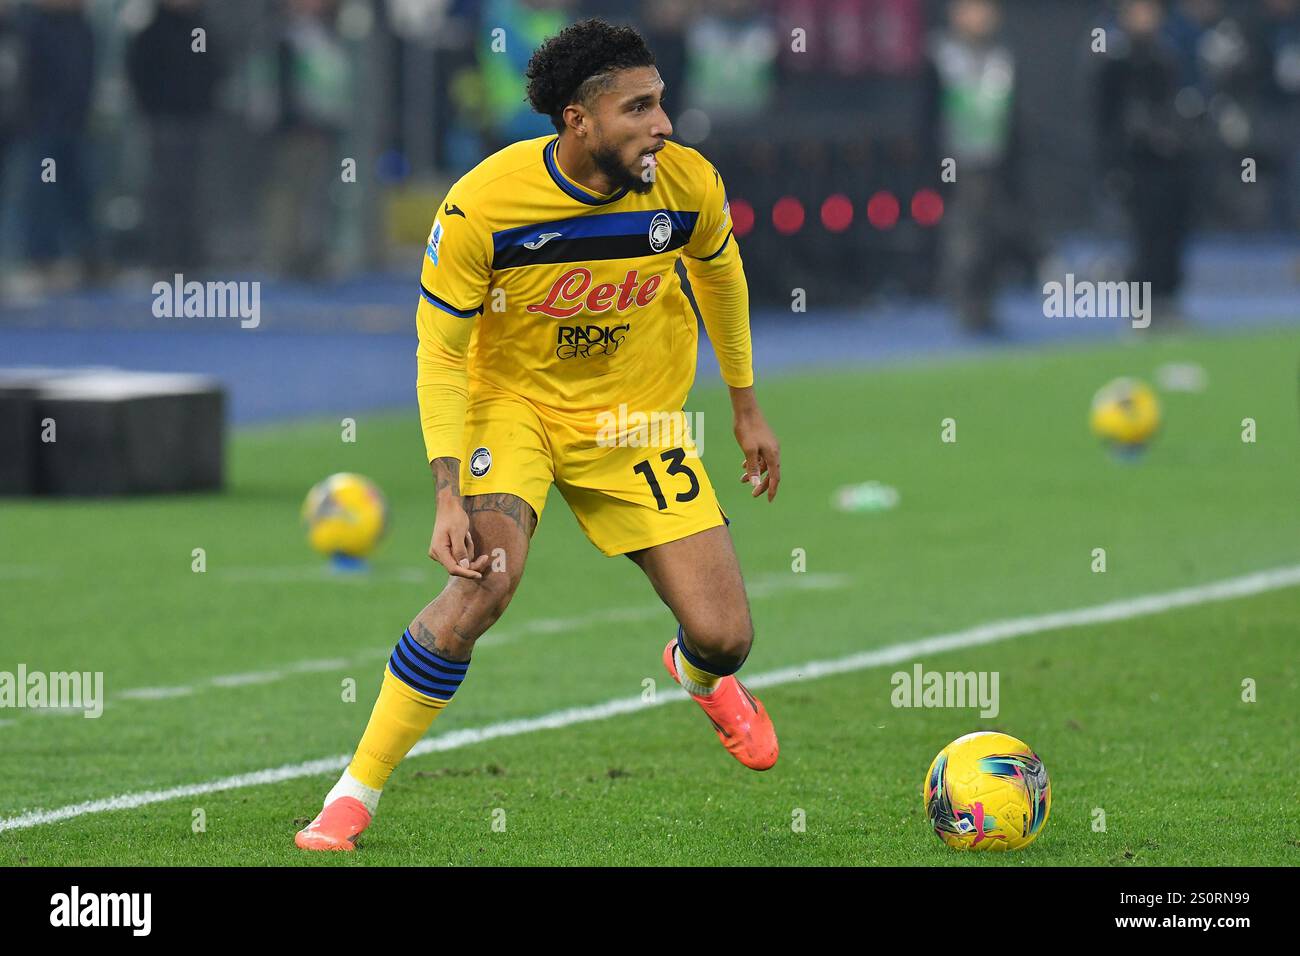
[{"left": 415, "top": 133, "right": 753, "bottom": 464}]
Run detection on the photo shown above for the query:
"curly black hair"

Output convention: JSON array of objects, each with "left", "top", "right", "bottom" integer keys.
[{"left": 525, "top": 18, "right": 656, "bottom": 134}]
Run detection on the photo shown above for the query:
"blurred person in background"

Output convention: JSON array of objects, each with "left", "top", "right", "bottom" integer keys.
[
  {"left": 1096, "top": 0, "right": 1196, "bottom": 328},
  {"left": 264, "top": 0, "right": 351, "bottom": 279},
  {"left": 127, "top": 0, "right": 223, "bottom": 274},
  {"left": 1175, "top": 0, "right": 1252, "bottom": 93},
  {"left": 682, "top": 0, "right": 776, "bottom": 124},
  {"left": 1247, "top": 0, "right": 1300, "bottom": 231},
  {"left": 578, "top": 0, "right": 637, "bottom": 21},
  {"left": 638, "top": 0, "right": 689, "bottom": 107},
  {"left": 775, "top": 0, "right": 925, "bottom": 78},
  {"left": 1132, "top": 0, "right": 1250, "bottom": 226},
  {"left": 10, "top": 0, "right": 95, "bottom": 293},
  {"left": 1162, "top": 0, "right": 1219, "bottom": 90},
  {"left": 474, "top": 0, "right": 573, "bottom": 152},
  {"left": 0, "top": 0, "right": 20, "bottom": 182},
  {"left": 922, "top": 0, "right": 1030, "bottom": 336}
]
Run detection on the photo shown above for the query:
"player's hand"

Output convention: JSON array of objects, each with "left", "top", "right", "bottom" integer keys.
[
  {"left": 734, "top": 408, "right": 781, "bottom": 502},
  {"left": 428, "top": 499, "right": 491, "bottom": 579}
]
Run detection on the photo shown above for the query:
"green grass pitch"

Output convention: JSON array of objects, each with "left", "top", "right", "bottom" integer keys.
[{"left": 1, "top": 325, "right": 1297, "bottom": 865}]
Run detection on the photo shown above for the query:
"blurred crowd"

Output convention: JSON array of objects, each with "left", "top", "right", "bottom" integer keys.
[
  {"left": 920, "top": 0, "right": 1300, "bottom": 331},
  {"left": 0, "top": 0, "right": 1296, "bottom": 324}
]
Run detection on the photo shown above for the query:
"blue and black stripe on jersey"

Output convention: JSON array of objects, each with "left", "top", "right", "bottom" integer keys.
[
  {"left": 694, "top": 228, "right": 732, "bottom": 262},
  {"left": 492, "top": 209, "right": 700, "bottom": 270},
  {"left": 420, "top": 283, "right": 482, "bottom": 318}
]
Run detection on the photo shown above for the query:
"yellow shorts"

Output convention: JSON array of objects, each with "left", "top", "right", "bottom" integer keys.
[{"left": 458, "top": 382, "right": 727, "bottom": 556}]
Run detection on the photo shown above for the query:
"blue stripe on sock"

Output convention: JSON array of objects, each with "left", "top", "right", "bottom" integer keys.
[
  {"left": 396, "top": 646, "right": 467, "bottom": 686},
  {"left": 674, "top": 625, "right": 741, "bottom": 677},
  {"left": 395, "top": 644, "right": 467, "bottom": 688},
  {"left": 401, "top": 630, "right": 470, "bottom": 673},
  {"left": 388, "top": 656, "right": 457, "bottom": 699},
  {"left": 391, "top": 645, "right": 462, "bottom": 694},
  {"left": 388, "top": 632, "right": 471, "bottom": 699}
]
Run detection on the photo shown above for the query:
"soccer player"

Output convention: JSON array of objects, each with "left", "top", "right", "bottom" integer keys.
[{"left": 296, "top": 18, "right": 782, "bottom": 851}]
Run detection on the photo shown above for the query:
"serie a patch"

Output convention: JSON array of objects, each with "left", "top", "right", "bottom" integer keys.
[{"left": 426, "top": 219, "right": 444, "bottom": 266}]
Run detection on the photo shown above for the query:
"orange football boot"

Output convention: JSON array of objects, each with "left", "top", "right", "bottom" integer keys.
[
  {"left": 663, "top": 638, "right": 779, "bottom": 770},
  {"left": 295, "top": 795, "right": 372, "bottom": 851}
]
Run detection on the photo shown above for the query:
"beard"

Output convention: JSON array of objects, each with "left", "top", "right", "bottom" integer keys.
[{"left": 591, "top": 141, "right": 656, "bottom": 195}]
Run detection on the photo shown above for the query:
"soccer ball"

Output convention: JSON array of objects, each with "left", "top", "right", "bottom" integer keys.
[
  {"left": 301, "top": 473, "right": 389, "bottom": 560},
  {"left": 923, "top": 731, "right": 1051, "bottom": 851},
  {"left": 1090, "top": 377, "right": 1161, "bottom": 450}
]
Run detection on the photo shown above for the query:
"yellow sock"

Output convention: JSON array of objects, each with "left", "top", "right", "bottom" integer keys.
[
  {"left": 347, "top": 630, "right": 469, "bottom": 790},
  {"left": 675, "top": 628, "right": 725, "bottom": 696}
]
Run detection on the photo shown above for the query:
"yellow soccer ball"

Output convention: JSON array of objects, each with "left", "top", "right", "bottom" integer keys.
[
  {"left": 923, "top": 731, "right": 1052, "bottom": 851},
  {"left": 301, "top": 473, "right": 389, "bottom": 559},
  {"left": 1090, "top": 377, "right": 1161, "bottom": 448}
]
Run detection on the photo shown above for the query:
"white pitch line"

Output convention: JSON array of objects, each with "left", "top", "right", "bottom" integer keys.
[
  {"left": 2, "top": 563, "right": 1296, "bottom": 834},
  {"left": 742, "top": 562, "right": 1300, "bottom": 688},
  {"left": 116, "top": 657, "right": 358, "bottom": 701},
  {"left": 209, "top": 658, "right": 353, "bottom": 689},
  {"left": 65, "top": 573, "right": 851, "bottom": 709},
  {"left": 116, "top": 686, "right": 197, "bottom": 701},
  {"left": 216, "top": 566, "right": 429, "bottom": 585}
]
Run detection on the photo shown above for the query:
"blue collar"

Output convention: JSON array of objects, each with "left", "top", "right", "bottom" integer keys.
[{"left": 543, "top": 137, "right": 629, "bottom": 206}]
